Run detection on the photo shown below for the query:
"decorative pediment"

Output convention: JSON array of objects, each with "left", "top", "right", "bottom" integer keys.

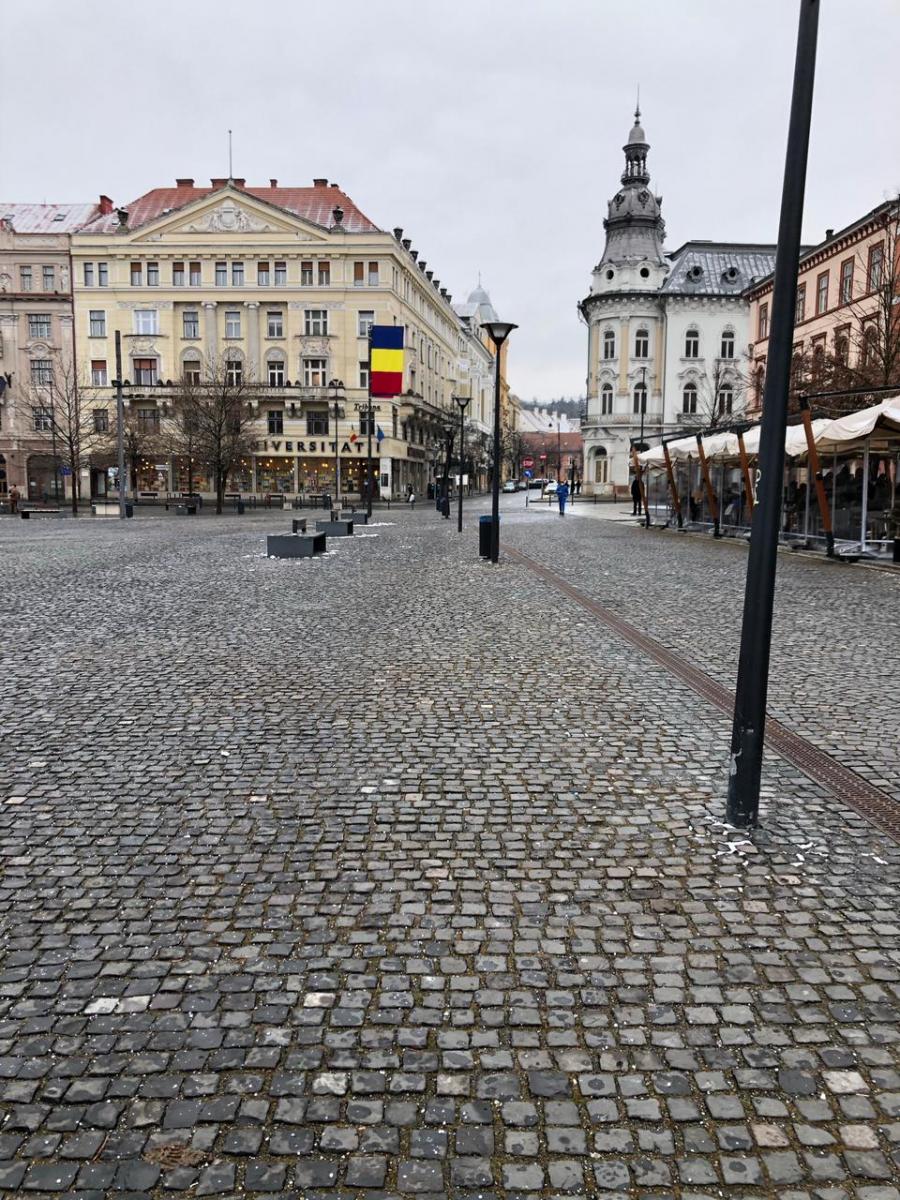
[
  {"left": 131, "top": 186, "right": 330, "bottom": 243},
  {"left": 183, "top": 201, "right": 275, "bottom": 234}
]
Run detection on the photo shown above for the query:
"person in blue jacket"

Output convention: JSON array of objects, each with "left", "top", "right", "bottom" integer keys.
[{"left": 556, "top": 479, "right": 570, "bottom": 517}]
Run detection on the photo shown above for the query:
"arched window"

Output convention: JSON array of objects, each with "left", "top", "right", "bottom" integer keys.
[
  {"left": 720, "top": 330, "right": 735, "bottom": 359},
  {"left": 684, "top": 328, "right": 700, "bottom": 358},
  {"left": 634, "top": 328, "right": 649, "bottom": 358},
  {"left": 594, "top": 446, "right": 608, "bottom": 484},
  {"left": 682, "top": 383, "right": 698, "bottom": 414},
  {"left": 755, "top": 362, "right": 766, "bottom": 403},
  {"left": 632, "top": 383, "right": 647, "bottom": 414},
  {"left": 601, "top": 383, "right": 613, "bottom": 415},
  {"left": 717, "top": 385, "right": 733, "bottom": 416},
  {"left": 602, "top": 330, "right": 616, "bottom": 360}
]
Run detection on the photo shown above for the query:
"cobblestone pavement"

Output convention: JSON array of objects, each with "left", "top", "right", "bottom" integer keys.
[{"left": 1, "top": 505, "right": 899, "bottom": 1200}]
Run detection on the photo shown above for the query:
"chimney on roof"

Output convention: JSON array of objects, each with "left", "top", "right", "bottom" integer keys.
[
  {"left": 313, "top": 178, "right": 328, "bottom": 187},
  {"left": 232, "top": 178, "right": 246, "bottom": 189},
  {"left": 175, "top": 178, "right": 194, "bottom": 187},
  {"left": 330, "top": 182, "right": 340, "bottom": 189},
  {"left": 211, "top": 178, "right": 228, "bottom": 188},
  {"left": 270, "top": 179, "right": 278, "bottom": 187},
  {"left": 99, "top": 194, "right": 114, "bottom": 215},
  {"left": 825, "top": 228, "right": 834, "bottom": 239},
  {"left": 116, "top": 208, "right": 129, "bottom": 229}
]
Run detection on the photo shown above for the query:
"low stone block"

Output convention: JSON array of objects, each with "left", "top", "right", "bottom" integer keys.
[
  {"left": 267, "top": 532, "right": 327, "bottom": 559},
  {"left": 291, "top": 518, "right": 308, "bottom": 533},
  {"left": 315, "top": 519, "right": 354, "bottom": 537}
]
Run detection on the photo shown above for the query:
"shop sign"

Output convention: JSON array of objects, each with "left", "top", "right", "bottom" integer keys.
[{"left": 254, "top": 439, "right": 366, "bottom": 456}]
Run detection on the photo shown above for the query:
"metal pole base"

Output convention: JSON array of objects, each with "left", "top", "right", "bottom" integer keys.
[{"left": 726, "top": 723, "right": 764, "bottom": 828}]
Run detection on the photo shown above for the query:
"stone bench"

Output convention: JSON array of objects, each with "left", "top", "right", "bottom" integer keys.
[
  {"left": 348, "top": 510, "right": 369, "bottom": 525},
  {"left": 267, "top": 532, "right": 327, "bottom": 559},
  {"left": 92, "top": 502, "right": 121, "bottom": 517},
  {"left": 316, "top": 519, "right": 354, "bottom": 537},
  {"left": 21, "top": 508, "right": 63, "bottom": 519}
]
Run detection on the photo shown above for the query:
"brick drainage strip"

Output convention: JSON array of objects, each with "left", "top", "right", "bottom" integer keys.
[{"left": 506, "top": 545, "right": 900, "bottom": 844}]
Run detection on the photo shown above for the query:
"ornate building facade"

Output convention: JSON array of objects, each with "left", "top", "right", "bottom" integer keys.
[{"left": 579, "top": 111, "right": 775, "bottom": 491}]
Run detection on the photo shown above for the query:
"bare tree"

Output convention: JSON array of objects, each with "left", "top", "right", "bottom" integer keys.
[
  {"left": 500, "top": 428, "right": 525, "bottom": 478},
  {"left": 108, "top": 406, "right": 166, "bottom": 494},
  {"left": 685, "top": 355, "right": 752, "bottom": 432},
  {"left": 171, "top": 356, "right": 257, "bottom": 513},
  {"left": 19, "top": 349, "right": 106, "bottom": 513},
  {"left": 839, "top": 200, "right": 900, "bottom": 397}
]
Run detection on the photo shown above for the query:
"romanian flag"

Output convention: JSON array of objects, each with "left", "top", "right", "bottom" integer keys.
[{"left": 369, "top": 326, "right": 404, "bottom": 397}]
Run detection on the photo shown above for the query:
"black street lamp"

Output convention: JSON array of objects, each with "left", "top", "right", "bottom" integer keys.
[
  {"left": 481, "top": 320, "right": 517, "bottom": 564},
  {"left": 454, "top": 393, "right": 470, "bottom": 533}
]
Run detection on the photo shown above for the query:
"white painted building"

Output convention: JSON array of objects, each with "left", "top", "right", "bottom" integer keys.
[{"left": 579, "top": 110, "right": 775, "bottom": 491}]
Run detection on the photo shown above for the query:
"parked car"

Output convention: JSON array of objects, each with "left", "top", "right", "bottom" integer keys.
[
  {"left": 502, "top": 480, "right": 518, "bottom": 493},
  {"left": 543, "top": 481, "right": 559, "bottom": 497}
]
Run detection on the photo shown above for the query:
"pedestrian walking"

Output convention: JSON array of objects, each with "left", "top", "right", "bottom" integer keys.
[
  {"left": 407, "top": 490, "right": 416, "bottom": 510},
  {"left": 9, "top": 485, "right": 20, "bottom": 514},
  {"left": 556, "top": 480, "right": 569, "bottom": 517},
  {"left": 630, "top": 474, "right": 642, "bottom": 516}
]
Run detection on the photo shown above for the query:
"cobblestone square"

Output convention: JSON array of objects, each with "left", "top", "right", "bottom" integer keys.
[{"left": 1, "top": 503, "right": 899, "bottom": 1199}]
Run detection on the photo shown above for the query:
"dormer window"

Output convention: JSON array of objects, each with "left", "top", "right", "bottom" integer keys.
[
  {"left": 687, "top": 264, "right": 704, "bottom": 282},
  {"left": 722, "top": 266, "right": 740, "bottom": 283},
  {"left": 684, "top": 328, "right": 700, "bottom": 358}
]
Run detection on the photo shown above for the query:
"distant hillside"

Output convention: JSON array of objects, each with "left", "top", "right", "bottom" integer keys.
[{"left": 520, "top": 397, "right": 584, "bottom": 418}]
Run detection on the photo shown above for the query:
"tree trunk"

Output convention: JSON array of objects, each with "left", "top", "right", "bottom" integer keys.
[{"left": 216, "top": 469, "right": 225, "bottom": 515}]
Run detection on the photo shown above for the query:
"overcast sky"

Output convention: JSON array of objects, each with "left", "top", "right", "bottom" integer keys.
[{"left": 4, "top": 0, "right": 898, "bottom": 402}]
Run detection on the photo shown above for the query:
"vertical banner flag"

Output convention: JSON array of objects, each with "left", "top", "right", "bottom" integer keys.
[{"left": 370, "top": 326, "right": 404, "bottom": 397}]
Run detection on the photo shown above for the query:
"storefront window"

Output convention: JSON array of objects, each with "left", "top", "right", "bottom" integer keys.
[{"left": 255, "top": 458, "right": 294, "bottom": 493}]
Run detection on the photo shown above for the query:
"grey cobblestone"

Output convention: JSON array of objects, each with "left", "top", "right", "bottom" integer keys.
[{"left": 1, "top": 506, "right": 899, "bottom": 1198}]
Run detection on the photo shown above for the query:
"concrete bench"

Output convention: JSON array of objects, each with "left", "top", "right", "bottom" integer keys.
[
  {"left": 92, "top": 502, "right": 121, "bottom": 517},
  {"left": 291, "top": 518, "right": 308, "bottom": 534},
  {"left": 316, "top": 518, "right": 354, "bottom": 537},
  {"left": 21, "top": 508, "right": 62, "bottom": 519},
  {"left": 348, "top": 510, "right": 369, "bottom": 525},
  {"left": 267, "top": 532, "right": 326, "bottom": 558}
]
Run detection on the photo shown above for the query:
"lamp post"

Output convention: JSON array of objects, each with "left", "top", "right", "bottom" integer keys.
[
  {"left": 329, "top": 379, "right": 344, "bottom": 512},
  {"left": 454, "top": 393, "right": 470, "bottom": 533},
  {"left": 481, "top": 320, "right": 517, "bottom": 564},
  {"left": 114, "top": 330, "right": 126, "bottom": 519},
  {"left": 727, "top": 0, "right": 819, "bottom": 828}
]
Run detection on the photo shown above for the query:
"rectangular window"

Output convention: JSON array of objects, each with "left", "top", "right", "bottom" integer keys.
[
  {"left": 225, "top": 359, "right": 242, "bottom": 386},
  {"left": 301, "top": 261, "right": 313, "bottom": 286},
  {"left": 133, "top": 358, "right": 157, "bottom": 385},
  {"left": 258, "top": 262, "right": 270, "bottom": 286},
  {"left": 31, "top": 361, "right": 53, "bottom": 387},
  {"left": 368, "top": 261, "right": 379, "bottom": 286},
  {"left": 306, "top": 409, "right": 329, "bottom": 435},
  {"left": 89, "top": 310, "right": 106, "bottom": 337},
  {"left": 189, "top": 261, "right": 201, "bottom": 286},
  {"left": 839, "top": 258, "right": 853, "bottom": 304},
  {"left": 303, "top": 357, "right": 327, "bottom": 386},
  {"left": 33, "top": 405, "right": 53, "bottom": 430},
  {"left": 215, "top": 262, "right": 227, "bottom": 286},
  {"left": 225, "top": 310, "right": 241, "bottom": 338},
  {"left": 267, "top": 410, "right": 284, "bottom": 434},
  {"left": 91, "top": 360, "right": 108, "bottom": 386},
  {"left": 359, "top": 361, "right": 370, "bottom": 389},
  {"left": 231, "top": 262, "right": 244, "bottom": 286},
  {"left": 274, "top": 261, "right": 287, "bottom": 286},
  {"left": 134, "top": 310, "right": 158, "bottom": 335},
  {"left": 137, "top": 406, "right": 160, "bottom": 429},
  {"left": 147, "top": 262, "right": 159, "bottom": 286},
  {"left": 354, "top": 261, "right": 364, "bottom": 287},
  {"left": 358, "top": 310, "right": 375, "bottom": 337},
  {"left": 794, "top": 283, "right": 806, "bottom": 324},
  {"left": 720, "top": 330, "right": 735, "bottom": 359},
  {"left": 173, "top": 261, "right": 185, "bottom": 286},
  {"left": 304, "top": 310, "right": 327, "bottom": 336},
  {"left": 83, "top": 263, "right": 94, "bottom": 287},
  {"left": 28, "top": 314, "right": 52, "bottom": 338},
  {"left": 359, "top": 412, "right": 375, "bottom": 436},
  {"left": 20, "top": 266, "right": 32, "bottom": 290},
  {"left": 634, "top": 329, "right": 649, "bottom": 358},
  {"left": 183, "top": 359, "right": 201, "bottom": 385},
  {"left": 758, "top": 303, "right": 769, "bottom": 340},
  {"left": 868, "top": 243, "right": 884, "bottom": 292},
  {"left": 93, "top": 407, "right": 109, "bottom": 431},
  {"left": 816, "top": 271, "right": 829, "bottom": 315},
  {"left": 43, "top": 266, "right": 55, "bottom": 290},
  {"left": 182, "top": 310, "right": 199, "bottom": 338},
  {"left": 266, "top": 311, "right": 283, "bottom": 338},
  {"left": 684, "top": 329, "right": 699, "bottom": 357},
  {"left": 98, "top": 262, "right": 108, "bottom": 286},
  {"left": 267, "top": 359, "right": 285, "bottom": 387},
  {"left": 130, "top": 262, "right": 143, "bottom": 286},
  {"left": 318, "top": 261, "right": 330, "bottom": 286}
]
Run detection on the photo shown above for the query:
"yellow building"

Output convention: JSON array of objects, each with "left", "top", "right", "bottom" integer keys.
[{"left": 71, "top": 177, "right": 465, "bottom": 500}]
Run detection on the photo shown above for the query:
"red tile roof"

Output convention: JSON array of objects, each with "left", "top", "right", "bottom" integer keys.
[
  {"left": 77, "top": 182, "right": 380, "bottom": 234},
  {"left": 0, "top": 202, "right": 101, "bottom": 233}
]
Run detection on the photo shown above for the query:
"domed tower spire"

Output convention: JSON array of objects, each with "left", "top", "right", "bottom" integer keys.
[{"left": 596, "top": 105, "right": 666, "bottom": 270}]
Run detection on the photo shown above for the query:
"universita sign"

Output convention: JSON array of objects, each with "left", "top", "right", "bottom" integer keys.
[{"left": 254, "top": 440, "right": 367, "bottom": 456}]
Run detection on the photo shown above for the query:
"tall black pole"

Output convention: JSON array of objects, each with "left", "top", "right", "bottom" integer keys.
[
  {"left": 115, "top": 330, "right": 126, "bottom": 520},
  {"left": 640, "top": 365, "right": 648, "bottom": 525},
  {"left": 457, "top": 397, "right": 468, "bottom": 533},
  {"left": 366, "top": 332, "right": 373, "bottom": 517},
  {"left": 727, "top": 0, "right": 819, "bottom": 827},
  {"left": 490, "top": 349, "right": 502, "bottom": 563}
]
